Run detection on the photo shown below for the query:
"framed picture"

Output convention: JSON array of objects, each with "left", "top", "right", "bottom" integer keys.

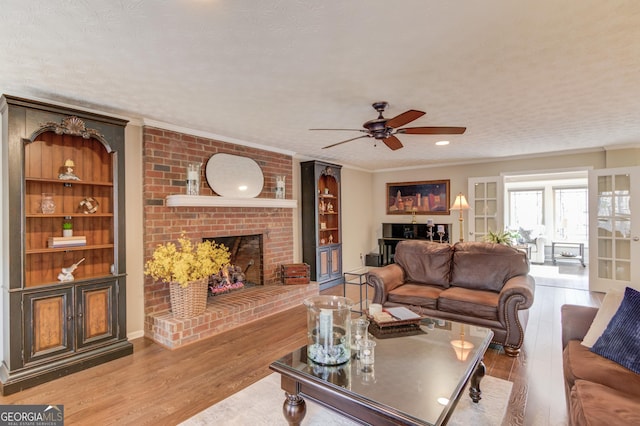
[{"left": 386, "top": 180, "right": 450, "bottom": 215}]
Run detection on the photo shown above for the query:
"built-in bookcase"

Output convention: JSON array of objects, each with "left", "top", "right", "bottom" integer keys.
[{"left": 0, "top": 95, "right": 132, "bottom": 395}]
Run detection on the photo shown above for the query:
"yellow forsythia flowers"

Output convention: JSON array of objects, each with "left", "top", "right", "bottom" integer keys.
[{"left": 144, "top": 234, "right": 231, "bottom": 287}]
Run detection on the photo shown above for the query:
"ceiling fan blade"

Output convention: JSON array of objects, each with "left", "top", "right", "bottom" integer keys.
[
  {"left": 385, "top": 110, "right": 425, "bottom": 129},
  {"left": 322, "top": 135, "right": 371, "bottom": 149},
  {"left": 310, "top": 128, "right": 366, "bottom": 132},
  {"left": 383, "top": 135, "right": 403, "bottom": 151},
  {"left": 397, "top": 126, "right": 467, "bottom": 135}
]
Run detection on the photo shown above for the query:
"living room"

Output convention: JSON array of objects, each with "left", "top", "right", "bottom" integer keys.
[{"left": 1, "top": 1, "right": 640, "bottom": 425}]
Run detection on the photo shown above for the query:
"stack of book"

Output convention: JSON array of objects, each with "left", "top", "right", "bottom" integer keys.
[{"left": 48, "top": 236, "right": 87, "bottom": 248}]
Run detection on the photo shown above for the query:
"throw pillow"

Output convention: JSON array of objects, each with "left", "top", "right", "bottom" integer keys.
[
  {"left": 591, "top": 286, "right": 640, "bottom": 374},
  {"left": 518, "top": 228, "right": 533, "bottom": 244},
  {"left": 581, "top": 288, "right": 624, "bottom": 348}
]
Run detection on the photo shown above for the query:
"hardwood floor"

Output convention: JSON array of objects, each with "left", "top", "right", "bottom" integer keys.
[{"left": 0, "top": 280, "right": 602, "bottom": 426}]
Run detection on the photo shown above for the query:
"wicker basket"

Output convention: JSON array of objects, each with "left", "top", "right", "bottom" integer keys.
[{"left": 169, "top": 278, "right": 208, "bottom": 318}]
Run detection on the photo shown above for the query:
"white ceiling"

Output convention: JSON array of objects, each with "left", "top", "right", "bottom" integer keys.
[{"left": 1, "top": 1, "right": 639, "bottom": 171}]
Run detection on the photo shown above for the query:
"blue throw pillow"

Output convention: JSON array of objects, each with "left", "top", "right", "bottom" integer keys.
[{"left": 591, "top": 286, "right": 640, "bottom": 374}]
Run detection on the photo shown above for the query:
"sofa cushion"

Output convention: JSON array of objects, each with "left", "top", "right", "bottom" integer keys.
[
  {"left": 450, "top": 242, "right": 529, "bottom": 292},
  {"left": 394, "top": 240, "right": 453, "bottom": 288},
  {"left": 570, "top": 380, "right": 640, "bottom": 426},
  {"left": 387, "top": 283, "right": 442, "bottom": 309},
  {"left": 563, "top": 340, "right": 640, "bottom": 399},
  {"left": 591, "top": 286, "right": 640, "bottom": 374},
  {"left": 437, "top": 287, "right": 499, "bottom": 321},
  {"left": 581, "top": 288, "right": 624, "bottom": 348}
]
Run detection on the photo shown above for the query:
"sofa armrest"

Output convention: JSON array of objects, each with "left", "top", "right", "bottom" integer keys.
[
  {"left": 366, "top": 264, "right": 405, "bottom": 305},
  {"left": 561, "top": 304, "right": 598, "bottom": 349},
  {"left": 498, "top": 274, "right": 536, "bottom": 313}
]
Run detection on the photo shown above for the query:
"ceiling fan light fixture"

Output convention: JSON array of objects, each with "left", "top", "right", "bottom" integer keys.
[
  {"left": 313, "top": 102, "right": 466, "bottom": 151},
  {"left": 435, "top": 140, "right": 450, "bottom": 146}
]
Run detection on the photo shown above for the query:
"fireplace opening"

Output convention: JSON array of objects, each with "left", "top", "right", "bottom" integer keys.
[{"left": 204, "top": 234, "right": 263, "bottom": 286}]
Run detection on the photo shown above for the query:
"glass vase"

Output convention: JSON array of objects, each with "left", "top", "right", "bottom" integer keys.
[
  {"left": 41, "top": 193, "right": 55, "bottom": 214},
  {"left": 186, "top": 163, "right": 201, "bottom": 196},
  {"left": 304, "top": 295, "right": 353, "bottom": 365}
]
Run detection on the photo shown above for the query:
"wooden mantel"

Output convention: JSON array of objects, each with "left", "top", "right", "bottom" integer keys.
[{"left": 166, "top": 194, "right": 297, "bottom": 209}]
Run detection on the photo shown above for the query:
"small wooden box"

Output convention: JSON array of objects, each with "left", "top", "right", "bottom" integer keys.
[{"left": 281, "top": 263, "right": 310, "bottom": 285}]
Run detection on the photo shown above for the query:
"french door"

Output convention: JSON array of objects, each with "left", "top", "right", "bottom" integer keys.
[
  {"left": 467, "top": 176, "right": 503, "bottom": 242},
  {"left": 588, "top": 166, "right": 640, "bottom": 293}
]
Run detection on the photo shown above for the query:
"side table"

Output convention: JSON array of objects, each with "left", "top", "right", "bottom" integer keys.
[
  {"left": 343, "top": 267, "right": 371, "bottom": 314},
  {"left": 551, "top": 241, "right": 586, "bottom": 267}
]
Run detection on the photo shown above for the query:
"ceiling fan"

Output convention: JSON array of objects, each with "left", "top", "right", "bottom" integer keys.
[{"left": 311, "top": 101, "right": 466, "bottom": 151}]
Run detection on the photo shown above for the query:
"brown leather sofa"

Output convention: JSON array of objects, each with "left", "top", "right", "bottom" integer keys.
[
  {"left": 561, "top": 304, "right": 640, "bottom": 425},
  {"left": 367, "top": 240, "right": 535, "bottom": 356}
]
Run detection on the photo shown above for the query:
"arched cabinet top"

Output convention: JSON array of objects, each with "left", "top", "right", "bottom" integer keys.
[{"left": 28, "top": 116, "right": 113, "bottom": 153}]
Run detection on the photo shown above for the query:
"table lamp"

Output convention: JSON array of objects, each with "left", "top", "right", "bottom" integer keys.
[{"left": 451, "top": 192, "right": 470, "bottom": 242}]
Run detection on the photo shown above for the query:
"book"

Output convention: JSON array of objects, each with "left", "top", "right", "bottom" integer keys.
[
  {"left": 384, "top": 306, "right": 422, "bottom": 321},
  {"left": 48, "top": 236, "right": 87, "bottom": 248}
]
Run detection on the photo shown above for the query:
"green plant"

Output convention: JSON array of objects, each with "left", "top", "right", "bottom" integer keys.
[
  {"left": 62, "top": 221, "right": 73, "bottom": 230},
  {"left": 484, "top": 230, "right": 516, "bottom": 245},
  {"left": 144, "top": 233, "right": 230, "bottom": 287}
]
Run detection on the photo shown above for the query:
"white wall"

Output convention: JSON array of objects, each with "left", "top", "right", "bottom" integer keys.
[
  {"left": 340, "top": 167, "right": 374, "bottom": 271},
  {"left": 124, "top": 124, "right": 145, "bottom": 338}
]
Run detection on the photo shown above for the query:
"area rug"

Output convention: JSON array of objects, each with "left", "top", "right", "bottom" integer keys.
[{"left": 181, "top": 372, "right": 512, "bottom": 426}]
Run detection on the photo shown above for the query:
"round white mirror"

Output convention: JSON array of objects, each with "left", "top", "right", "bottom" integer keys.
[{"left": 205, "top": 153, "right": 264, "bottom": 198}]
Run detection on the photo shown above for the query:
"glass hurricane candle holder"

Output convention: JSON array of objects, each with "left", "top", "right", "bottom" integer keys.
[
  {"left": 186, "top": 163, "right": 201, "bottom": 195},
  {"left": 304, "top": 295, "right": 353, "bottom": 365}
]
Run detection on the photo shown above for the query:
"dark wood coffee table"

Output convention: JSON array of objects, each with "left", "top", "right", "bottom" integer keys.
[{"left": 270, "top": 320, "right": 493, "bottom": 425}]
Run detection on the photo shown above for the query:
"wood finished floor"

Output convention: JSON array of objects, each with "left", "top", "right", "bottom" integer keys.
[{"left": 0, "top": 269, "right": 602, "bottom": 426}]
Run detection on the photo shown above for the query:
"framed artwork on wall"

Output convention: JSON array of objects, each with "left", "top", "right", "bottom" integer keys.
[{"left": 386, "top": 180, "right": 450, "bottom": 215}]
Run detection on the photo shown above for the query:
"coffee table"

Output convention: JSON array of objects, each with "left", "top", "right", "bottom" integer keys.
[{"left": 270, "top": 320, "right": 494, "bottom": 425}]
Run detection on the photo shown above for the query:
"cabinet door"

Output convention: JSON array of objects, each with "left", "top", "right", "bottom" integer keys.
[
  {"left": 317, "top": 247, "right": 331, "bottom": 282},
  {"left": 23, "top": 288, "right": 74, "bottom": 365},
  {"left": 329, "top": 245, "right": 342, "bottom": 279},
  {"left": 76, "top": 280, "right": 119, "bottom": 349}
]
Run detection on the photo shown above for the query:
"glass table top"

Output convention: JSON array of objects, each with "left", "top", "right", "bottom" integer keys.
[{"left": 272, "top": 320, "right": 493, "bottom": 425}]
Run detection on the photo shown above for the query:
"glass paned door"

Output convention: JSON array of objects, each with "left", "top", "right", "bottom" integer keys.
[
  {"left": 468, "top": 177, "right": 502, "bottom": 242},
  {"left": 589, "top": 167, "right": 639, "bottom": 292}
]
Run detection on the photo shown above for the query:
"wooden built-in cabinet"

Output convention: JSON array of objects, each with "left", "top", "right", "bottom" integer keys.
[
  {"left": 0, "top": 95, "right": 132, "bottom": 395},
  {"left": 301, "top": 160, "right": 342, "bottom": 289}
]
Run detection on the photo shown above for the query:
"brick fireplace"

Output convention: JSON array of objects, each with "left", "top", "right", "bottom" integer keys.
[{"left": 142, "top": 126, "right": 317, "bottom": 348}]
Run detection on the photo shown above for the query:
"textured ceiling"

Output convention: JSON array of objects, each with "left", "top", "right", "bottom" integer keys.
[{"left": 1, "top": 0, "right": 639, "bottom": 171}]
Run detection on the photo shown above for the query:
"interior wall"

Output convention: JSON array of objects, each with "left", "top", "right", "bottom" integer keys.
[
  {"left": 341, "top": 167, "right": 374, "bottom": 271},
  {"left": 605, "top": 147, "right": 640, "bottom": 168},
  {"left": 124, "top": 123, "right": 145, "bottom": 338},
  {"left": 371, "top": 150, "right": 607, "bottom": 251}
]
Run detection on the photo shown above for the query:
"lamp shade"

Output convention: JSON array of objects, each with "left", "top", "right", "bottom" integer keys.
[{"left": 451, "top": 193, "right": 470, "bottom": 211}]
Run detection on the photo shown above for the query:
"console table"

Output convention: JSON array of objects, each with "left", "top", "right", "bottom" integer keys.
[
  {"left": 379, "top": 223, "right": 451, "bottom": 265},
  {"left": 551, "top": 241, "right": 586, "bottom": 267}
]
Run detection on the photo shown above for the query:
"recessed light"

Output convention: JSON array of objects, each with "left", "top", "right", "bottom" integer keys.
[{"left": 435, "top": 141, "right": 450, "bottom": 146}]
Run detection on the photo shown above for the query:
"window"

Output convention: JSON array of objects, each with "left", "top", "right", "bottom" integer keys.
[
  {"left": 508, "top": 189, "right": 544, "bottom": 230},
  {"left": 554, "top": 187, "right": 588, "bottom": 242}
]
